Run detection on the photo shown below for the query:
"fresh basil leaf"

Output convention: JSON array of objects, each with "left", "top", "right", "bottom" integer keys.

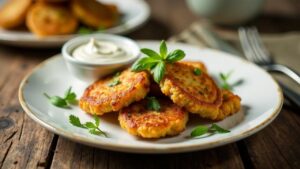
[
  {"left": 160, "top": 40, "right": 168, "bottom": 59},
  {"left": 166, "top": 49, "right": 185, "bottom": 63},
  {"left": 69, "top": 115, "right": 86, "bottom": 128},
  {"left": 152, "top": 61, "right": 166, "bottom": 83},
  {"left": 193, "top": 68, "right": 202, "bottom": 76},
  {"left": 94, "top": 115, "right": 100, "bottom": 127},
  {"left": 89, "top": 128, "right": 102, "bottom": 135},
  {"left": 232, "top": 79, "right": 244, "bottom": 88},
  {"left": 141, "top": 48, "right": 161, "bottom": 59},
  {"left": 220, "top": 73, "right": 227, "bottom": 81},
  {"left": 221, "top": 83, "right": 231, "bottom": 90},
  {"left": 64, "top": 87, "right": 71, "bottom": 98},
  {"left": 131, "top": 57, "right": 158, "bottom": 71},
  {"left": 147, "top": 97, "right": 161, "bottom": 111},
  {"left": 210, "top": 124, "right": 230, "bottom": 133},
  {"left": 191, "top": 125, "right": 209, "bottom": 137},
  {"left": 84, "top": 122, "right": 96, "bottom": 128},
  {"left": 50, "top": 96, "right": 68, "bottom": 107}
]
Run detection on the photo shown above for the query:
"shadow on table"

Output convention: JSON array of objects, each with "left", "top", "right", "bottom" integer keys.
[
  {"left": 216, "top": 14, "right": 300, "bottom": 33},
  {"left": 128, "top": 17, "right": 171, "bottom": 40}
]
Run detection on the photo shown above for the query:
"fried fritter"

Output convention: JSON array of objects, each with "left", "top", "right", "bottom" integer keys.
[
  {"left": 80, "top": 70, "right": 150, "bottom": 116},
  {"left": 159, "top": 62, "right": 223, "bottom": 120},
  {"left": 216, "top": 90, "right": 241, "bottom": 120},
  {"left": 119, "top": 98, "right": 188, "bottom": 138},
  {"left": 26, "top": 3, "right": 78, "bottom": 37},
  {"left": 179, "top": 61, "right": 208, "bottom": 73},
  {"left": 71, "top": 0, "right": 119, "bottom": 29},
  {"left": 0, "top": 0, "right": 32, "bottom": 29}
]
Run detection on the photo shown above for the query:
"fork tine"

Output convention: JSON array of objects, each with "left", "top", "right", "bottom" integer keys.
[
  {"left": 238, "top": 28, "right": 256, "bottom": 61},
  {"left": 245, "top": 28, "right": 266, "bottom": 64},
  {"left": 239, "top": 27, "right": 262, "bottom": 64},
  {"left": 248, "top": 27, "right": 273, "bottom": 63}
]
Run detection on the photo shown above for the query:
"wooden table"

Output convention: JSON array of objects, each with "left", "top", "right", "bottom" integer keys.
[{"left": 0, "top": 0, "right": 300, "bottom": 169}]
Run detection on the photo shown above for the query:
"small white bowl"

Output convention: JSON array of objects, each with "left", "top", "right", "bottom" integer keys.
[{"left": 62, "top": 34, "right": 140, "bottom": 82}]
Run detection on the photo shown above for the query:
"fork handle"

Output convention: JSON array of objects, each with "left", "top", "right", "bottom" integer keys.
[
  {"left": 263, "top": 64, "right": 300, "bottom": 85},
  {"left": 278, "top": 82, "right": 300, "bottom": 109}
]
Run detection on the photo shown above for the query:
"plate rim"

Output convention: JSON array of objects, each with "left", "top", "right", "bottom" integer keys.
[{"left": 18, "top": 41, "right": 284, "bottom": 153}]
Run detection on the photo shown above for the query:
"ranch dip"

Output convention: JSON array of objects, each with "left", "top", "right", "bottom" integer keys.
[{"left": 72, "top": 38, "right": 132, "bottom": 63}]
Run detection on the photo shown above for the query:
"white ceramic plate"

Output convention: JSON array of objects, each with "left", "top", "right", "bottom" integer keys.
[
  {"left": 19, "top": 41, "right": 283, "bottom": 153},
  {"left": 0, "top": 0, "right": 150, "bottom": 47}
]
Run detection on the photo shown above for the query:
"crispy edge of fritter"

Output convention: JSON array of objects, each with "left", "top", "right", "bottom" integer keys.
[
  {"left": 215, "top": 90, "right": 241, "bottom": 121},
  {"left": 80, "top": 70, "right": 150, "bottom": 116},
  {"left": 0, "top": 0, "right": 32, "bottom": 29},
  {"left": 118, "top": 99, "right": 189, "bottom": 138},
  {"left": 160, "top": 62, "right": 223, "bottom": 120},
  {"left": 179, "top": 61, "right": 208, "bottom": 73},
  {"left": 26, "top": 2, "right": 78, "bottom": 37}
]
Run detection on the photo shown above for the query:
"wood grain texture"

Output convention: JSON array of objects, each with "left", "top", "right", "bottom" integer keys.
[
  {"left": 242, "top": 107, "right": 300, "bottom": 169},
  {"left": 51, "top": 137, "right": 244, "bottom": 169}
]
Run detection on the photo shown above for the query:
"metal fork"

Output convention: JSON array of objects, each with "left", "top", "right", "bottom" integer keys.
[
  {"left": 239, "top": 27, "right": 300, "bottom": 108},
  {"left": 238, "top": 27, "right": 300, "bottom": 85}
]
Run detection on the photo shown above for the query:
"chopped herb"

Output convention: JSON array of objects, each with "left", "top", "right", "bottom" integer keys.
[
  {"left": 69, "top": 114, "right": 107, "bottom": 137},
  {"left": 193, "top": 68, "right": 202, "bottom": 75},
  {"left": 147, "top": 96, "right": 161, "bottom": 111},
  {"left": 77, "top": 26, "right": 106, "bottom": 35},
  {"left": 219, "top": 71, "right": 243, "bottom": 90},
  {"left": 107, "top": 72, "right": 121, "bottom": 87},
  {"left": 191, "top": 124, "right": 230, "bottom": 138},
  {"left": 131, "top": 40, "right": 185, "bottom": 83},
  {"left": 44, "top": 87, "right": 77, "bottom": 108}
]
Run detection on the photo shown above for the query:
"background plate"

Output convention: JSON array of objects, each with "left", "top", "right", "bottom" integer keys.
[
  {"left": 0, "top": 0, "right": 150, "bottom": 47},
  {"left": 19, "top": 41, "right": 283, "bottom": 153}
]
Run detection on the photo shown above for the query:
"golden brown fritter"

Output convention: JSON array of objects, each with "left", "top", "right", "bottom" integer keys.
[
  {"left": 216, "top": 90, "right": 241, "bottom": 120},
  {"left": 80, "top": 70, "right": 150, "bottom": 116},
  {"left": 26, "top": 2, "right": 78, "bottom": 37},
  {"left": 179, "top": 61, "right": 208, "bottom": 73},
  {"left": 71, "top": 0, "right": 119, "bottom": 29},
  {"left": 119, "top": 98, "right": 188, "bottom": 138},
  {"left": 159, "top": 62, "right": 223, "bottom": 120},
  {"left": 0, "top": 0, "right": 32, "bottom": 29}
]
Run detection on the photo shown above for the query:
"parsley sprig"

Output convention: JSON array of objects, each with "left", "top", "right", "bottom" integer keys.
[
  {"left": 191, "top": 124, "right": 230, "bottom": 138},
  {"left": 219, "top": 71, "right": 243, "bottom": 90},
  {"left": 147, "top": 96, "right": 161, "bottom": 111},
  {"left": 69, "top": 114, "right": 107, "bottom": 137},
  {"left": 131, "top": 40, "right": 186, "bottom": 83},
  {"left": 44, "top": 87, "right": 77, "bottom": 108}
]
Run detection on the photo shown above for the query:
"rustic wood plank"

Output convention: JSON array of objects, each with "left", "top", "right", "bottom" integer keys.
[
  {"left": 0, "top": 54, "right": 56, "bottom": 169},
  {"left": 242, "top": 107, "right": 300, "bottom": 169},
  {"left": 51, "top": 137, "right": 244, "bottom": 169}
]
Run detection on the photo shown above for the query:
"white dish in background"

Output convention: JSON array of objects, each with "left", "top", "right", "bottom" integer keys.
[
  {"left": 0, "top": 0, "right": 150, "bottom": 48},
  {"left": 19, "top": 41, "right": 283, "bottom": 153}
]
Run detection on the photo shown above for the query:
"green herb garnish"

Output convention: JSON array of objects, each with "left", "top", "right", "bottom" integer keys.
[
  {"left": 147, "top": 96, "right": 161, "bottom": 111},
  {"left": 219, "top": 71, "right": 243, "bottom": 90},
  {"left": 193, "top": 68, "right": 202, "bottom": 76},
  {"left": 191, "top": 124, "right": 230, "bottom": 138},
  {"left": 131, "top": 40, "right": 185, "bottom": 83},
  {"left": 77, "top": 26, "right": 106, "bottom": 35},
  {"left": 107, "top": 72, "right": 121, "bottom": 87},
  {"left": 44, "top": 87, "right": 77, "bottom": 108},
  {"left": 69, "top": 114, "right": 107, "bottom": 137}
]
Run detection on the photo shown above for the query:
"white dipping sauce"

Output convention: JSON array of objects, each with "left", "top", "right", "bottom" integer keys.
[{"left": 72, "top": 38, "right": 132, "bottom": 64}]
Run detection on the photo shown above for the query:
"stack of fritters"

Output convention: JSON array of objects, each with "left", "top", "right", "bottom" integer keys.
[
  {"left": 80, "top": 61, "right": 241, "bottom": 138},
  {"left": 0, "top": 0, "right": 119, "bottom": 37}
]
